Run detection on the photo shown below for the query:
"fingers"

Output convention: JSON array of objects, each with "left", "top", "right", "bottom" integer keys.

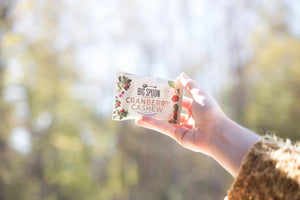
[
  {"left": 180, "top": 73, "right": 205, "bottom": 100},
  {"left": 180, "top": 113, "right": 189, "bottom": 123},
  {"left": 136, "top": 116, "right": 177, "bottom": 139},
  {"left": 180, "top": 114, "right": 194, "bottom": 129},
  {"left": 180, "top": 73, "right": 199, "bottom": 93},
  {"left": 182, "top": 97, "right": 193, "bottom": 122},
  {"left": 136, "top": 116, "right": 191, "bottom": 145},
  {"left": 182, "top": 96, "right": 192, "bottom": 109}
]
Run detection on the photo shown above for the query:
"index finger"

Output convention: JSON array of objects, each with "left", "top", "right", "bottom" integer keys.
[
  {"left": 136, "top": 116, "right": 177, "bottom": 138},
  {"left": 136, "top": 116, "right": 190, "bottom": 144}
]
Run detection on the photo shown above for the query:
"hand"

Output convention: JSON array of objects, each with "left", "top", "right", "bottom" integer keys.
[
  {"left": 136, "top": 73, "right": 259, "bottom": 176},
  {"left": 136, "top": 73, "right": 226, "bottom": 156}
]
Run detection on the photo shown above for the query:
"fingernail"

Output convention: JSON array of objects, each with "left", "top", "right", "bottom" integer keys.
[
  {"left": 181, "top": 73, "right": 189, "bottom": 79},
  {"left": 180, "top": 73, "right": 189, "bottom": 86},
  {"left": 135, "top": 118, "right": 143, "bottom": 126},
  {"left": 136, "top": 116, "right": 149, "bottom": 125}
]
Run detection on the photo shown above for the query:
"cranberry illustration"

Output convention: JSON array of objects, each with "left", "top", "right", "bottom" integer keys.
[
  {"left": 120, "top": 109, "right": 125, "bottom": 113},
  {"left": 117, "top": 101, "right": 121, "bottom": 107},
  {"left": 119, "top": 94, "right": 122, "bottom": 98},
  {"left": 122, "top": 91, "right": 125, "bottom": 95},
  {"left": 173, "top": 112, "right": 178, "bottom": 120},
  {"left": 125, "top": 83, "right": 130, "bottom": 89},
  {"left": 172, "top": 95, "right": 179, "bottom": 102}
]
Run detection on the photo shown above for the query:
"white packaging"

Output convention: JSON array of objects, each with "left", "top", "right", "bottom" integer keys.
[{"left": 112, "top": 71, "right": 183, "bottom": 124}]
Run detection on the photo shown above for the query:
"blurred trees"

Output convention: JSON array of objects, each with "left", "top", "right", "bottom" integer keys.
[
  {"left": 0, "top": 1, "right": 233, "bottom": 199},
  {"left": 244, "top": 36, "right": 300, "bottom": 140},
  {"left": 226, "top": 2, "right": 300, "bottom": 142},
  {"left": 0, "top": 0, "right": 299, "bottom": 200},
  {"left": 0, "top": 1, "right": 103, "bottom": 199},
  {"left": 0, "top": 0, "right": 20, "bottom": 199}
]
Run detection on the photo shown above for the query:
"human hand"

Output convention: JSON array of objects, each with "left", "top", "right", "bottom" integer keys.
[
  {"left": 136, "top": 73, "right": 259, "bottom": 176},
  {"left": 136, "top": 73, "right": 227, "bottom": 156}
]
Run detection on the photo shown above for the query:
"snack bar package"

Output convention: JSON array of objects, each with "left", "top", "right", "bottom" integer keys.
[{"left": 112, "top": 71, "right": 183, "bottom": 124}]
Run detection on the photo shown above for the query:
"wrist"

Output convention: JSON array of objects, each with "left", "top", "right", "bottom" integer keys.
[
  {"left": 208, "top": 115, "right": 259, "bottom": 176},
  {"left": 204, "top": 114, "right": 230, "bottom": 156}
]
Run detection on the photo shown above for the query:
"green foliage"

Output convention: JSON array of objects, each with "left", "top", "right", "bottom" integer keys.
[
  {"left": 244, "top": 37, "right": 300, "bottom": 140},
  {"left": 1, "top": 1, "right": 299, "bottom": 200},
  {"left": 0, "top": 2, "right": 103, "bottom": 199}
]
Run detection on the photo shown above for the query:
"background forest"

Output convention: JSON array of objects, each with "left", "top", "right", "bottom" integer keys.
[{"left": 0, "top": 0, "right": 299, "bottom": 199}]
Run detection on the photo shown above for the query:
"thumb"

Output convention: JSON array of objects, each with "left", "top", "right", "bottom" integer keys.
[{"left": 180, "top": 73, "right": 204, "bottom": 99}]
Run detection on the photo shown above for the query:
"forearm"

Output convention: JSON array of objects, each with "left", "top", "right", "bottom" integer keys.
[{"left": 209, "top": 116, "right": 259, "bottom": 177}]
